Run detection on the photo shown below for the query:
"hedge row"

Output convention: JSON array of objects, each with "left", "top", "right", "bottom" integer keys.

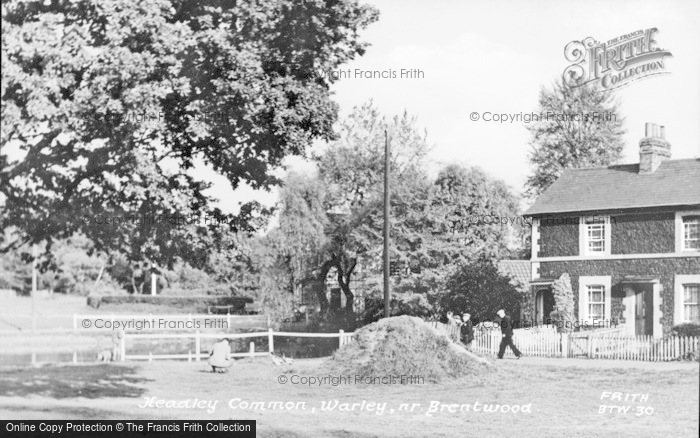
[{"left": 87, "top": 294, "right": 253, "bottom": 310}]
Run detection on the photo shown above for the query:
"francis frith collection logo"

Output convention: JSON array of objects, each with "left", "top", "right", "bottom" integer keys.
[{"left": 563, "top": 28, "right": 672, "bottom": 90}]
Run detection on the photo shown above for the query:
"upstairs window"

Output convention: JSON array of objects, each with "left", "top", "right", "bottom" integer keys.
[
  {"left": 582, "top": 216, "right": 610, "bottom": 256},
  {"left": 683, "top": 216, "right": 699, "bottom": 251}
]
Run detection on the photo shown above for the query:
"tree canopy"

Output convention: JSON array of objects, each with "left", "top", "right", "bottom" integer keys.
[
  {"left": 267, "top": 102, "right": 524, "bottom": 323},
  {"left": 525, "top": 78, "right": 626, "bottom": 198},
  {"left": 1, "top": 0, "right": 378, "bottom": 271}
]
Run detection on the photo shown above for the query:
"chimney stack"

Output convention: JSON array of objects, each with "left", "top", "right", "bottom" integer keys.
[{"left": 639, "top": 123, "right": 670, "bottom": 174}]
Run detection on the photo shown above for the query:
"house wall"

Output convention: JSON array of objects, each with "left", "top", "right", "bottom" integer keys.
[
  {"left": 539, "top": 258, "right": 700, "bottom": 334},
  {"left": 534, "top": 211, "right": 678, "bottom": 258},
  {"left": 611, "top": 213, "right": 675, "bottom": 254},
  {"left": 537, "top": 216, "right": 579, "bottom": 257}
]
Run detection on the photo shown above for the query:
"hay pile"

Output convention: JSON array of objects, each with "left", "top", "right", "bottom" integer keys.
[{"left": 327, "top": 316, "right": 492, "bottom": 382}]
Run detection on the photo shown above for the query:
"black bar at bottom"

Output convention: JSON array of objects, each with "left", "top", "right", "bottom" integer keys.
[{"left": 2, "top": 420, "right": 256, "bottom": 437}]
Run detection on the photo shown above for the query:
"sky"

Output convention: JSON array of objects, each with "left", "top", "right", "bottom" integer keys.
[{"left": 219, "top": 0, "right": 700, "bottom": 217}]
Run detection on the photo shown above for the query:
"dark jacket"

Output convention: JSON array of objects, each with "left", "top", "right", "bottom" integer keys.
[
  {"left": 460, "top": 320, "right": 474, "bottom": 344},
  {"left": 499, "top": 315, "right": 514, "bottom": 337}
]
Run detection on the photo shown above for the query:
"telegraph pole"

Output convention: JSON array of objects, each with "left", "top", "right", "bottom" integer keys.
[
  {"left": 31, "top": 244, "right": 37, "bottom": 334},
  {"left": 383, "top": 130, "right": 391, "bottom": 318}
]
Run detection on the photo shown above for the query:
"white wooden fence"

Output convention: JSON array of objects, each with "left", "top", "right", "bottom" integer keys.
[
  {"left": 120, "top": 328, "right": 355, "bottom": 362},
  {"left": 470, "top": 329, "right": 699, "bottom": 362}
]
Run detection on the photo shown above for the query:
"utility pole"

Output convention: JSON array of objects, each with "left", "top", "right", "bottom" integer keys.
[
  {"left": 383, "top": 130, "right": 391, "bottom": 318},
  {"left": 31, "top": 244, "right": 37, "bottom": 334},
  {"left": 151, "top": 261, "right": 157, "bottom": 295}
]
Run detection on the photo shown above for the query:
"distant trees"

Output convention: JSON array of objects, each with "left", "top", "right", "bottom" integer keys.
[
  {"left": 266, "top": 102, "right": 524, "bottom": 325},
  {"left": 525, "top": 78, "right": 626, "bottom": 198},
  {"left": 1, "top": 0, "right": 378, "bottom": 276}
]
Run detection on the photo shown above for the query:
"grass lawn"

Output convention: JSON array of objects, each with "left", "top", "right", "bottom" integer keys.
[{"left": 1, "top": 358, "right": 697, "bottom": 437}]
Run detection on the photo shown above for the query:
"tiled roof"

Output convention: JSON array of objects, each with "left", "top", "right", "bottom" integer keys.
[
  {"left": 498, "top": 260, "right": 531, "bottom": 288},
  {"left": 524, "top": 158, "right": 700, "bottom": 216}
]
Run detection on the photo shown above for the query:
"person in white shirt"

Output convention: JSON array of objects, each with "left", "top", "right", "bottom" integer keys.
[{"left": 208, "top": 338, "right": 233, "bottom": 373}]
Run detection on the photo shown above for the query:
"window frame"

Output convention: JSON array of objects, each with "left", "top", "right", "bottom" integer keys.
[
  {"left": 683, "top": 284, "right": 700, "bottom": 323},
  {"left": 579, "top": 276, "right": 612, "bottom": 324},
  {"left": 675, "top": 275, "right": 700, "bottom": 324},
  {"left": 675, "top": 212, "right": 700, "bottom": 253},
  {"left": 579, "top": 216, "right": 611, "bottom": 256},
  {"left": 682, "top": 217, "right": 700, "bottom": 251},
  {"left": 587, "top": 285, "right": 606, "bottom": 320}
]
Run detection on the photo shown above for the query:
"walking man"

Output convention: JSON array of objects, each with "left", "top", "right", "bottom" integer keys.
[{"left": 496, "top": 309, "right": 522, "bottom": 359}]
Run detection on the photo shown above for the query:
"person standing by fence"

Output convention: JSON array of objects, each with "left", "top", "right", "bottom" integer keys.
[
  {"left": 496, "top": 309, "right": 522, "bottom": 359},
  {"left": 460, "top": 313, "right": 474, "bottom": 350},
  {"left": 439, "top": 310, "right": 460, "bottom": 342}
]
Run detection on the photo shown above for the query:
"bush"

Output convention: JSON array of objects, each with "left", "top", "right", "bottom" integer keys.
[
  {"left": 442, "top": 260, "right": 521, "bottom": 324},
  {"left": 360, "top": 293, "right": 433, "bottom": 326},
  {"left": 86, "top": 294, "right": 253, "bottom": 312},
  {"left": 671, "top": 323, "right": 700, "bottom": 338},
  {"left": 550, "top": 273, "right": 574, "bottom": 333},
  {"left": 159, "top": 286, "right": 234, "bottom": 296}
]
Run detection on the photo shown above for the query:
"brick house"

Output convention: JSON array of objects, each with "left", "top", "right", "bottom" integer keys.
[{"left": 524, "top": 123, "right": 700, "bottom": 337}]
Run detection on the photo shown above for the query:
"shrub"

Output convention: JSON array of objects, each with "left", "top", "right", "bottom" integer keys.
[
  {"left": 550, "top": 273, "right": 574, "bottom": 333},
  {"left": 86, "top": 294, "right": 253, "bottom": 312},
  {"left": 360, "top": 292, "right": 433, "bottom": 326},
  {"left": 671, "top": 323, "right": 700, "bottom": 338}
]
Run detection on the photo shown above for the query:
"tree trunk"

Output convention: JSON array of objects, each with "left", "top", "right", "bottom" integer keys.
[
  {"left": 314, "top": 259, "right": 334, "bottom": 315},
  {"left": 338, "top": 257, "right": 356, "bottom": 314}
]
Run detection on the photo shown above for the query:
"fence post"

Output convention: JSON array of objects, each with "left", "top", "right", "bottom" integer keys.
[
  {"left": 120, "top": 332, "right": 126, "bottom": 362},
  {"left": 268, "top": 328, "right": 274, "bottom": 354},
  {"left": 188, "top": 350, "right": 192, "bottom": 362},
  {"left": 73, "top": 351, "right": 77, "bottom": 364},
  {"left": 339, "top": 329, "right": 344, "bottom": 348},
  {"left": 674, "top": 336, "right": 679, "bottom": 359},
  {"left": 148, "top": 352, "right": 153, "bottom": 362},
  {"left": 561, "top": 334, "right": 569, "bottom": 358},
  {"left": 227, "top": 313, "right": 231, "bottom": 328},
  {"left": 250, "top": 342, "right": 255, "bottom": 359},
  {"left": 195, "top": 331, "right": 201, "bottom": 362}
]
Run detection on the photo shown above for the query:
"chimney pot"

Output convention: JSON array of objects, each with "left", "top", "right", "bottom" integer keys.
[{"left": 639, "top": 123, "right": 670, "bottom": 174}]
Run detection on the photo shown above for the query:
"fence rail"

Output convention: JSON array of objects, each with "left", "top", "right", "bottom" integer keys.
[
  {"left": 470, "top": 329, "right": 698, "bottom": 362},
  {"left": 120, "top": 328, "right": 356, "bottom": 362}
]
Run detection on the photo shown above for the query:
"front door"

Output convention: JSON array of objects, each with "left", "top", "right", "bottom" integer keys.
[
  {"left": 536, "top": 288, "right": 555, "bottom": 325},
  {"left": 634, "top": 284, "right": 653, "bottom": 336}
]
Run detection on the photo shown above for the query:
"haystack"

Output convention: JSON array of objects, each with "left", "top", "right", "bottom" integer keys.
[{"left": 327, "top": 315, "right": 492, "bottom": 382}]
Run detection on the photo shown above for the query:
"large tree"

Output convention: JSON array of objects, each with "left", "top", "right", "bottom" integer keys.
[
  {"left": 314, "top": 102, "right": 431, "bottom": 319},
  {"left": 525, "top": 78, "right": 626, "bottom": 198},
  {"left": 1, "top": 0, "right": 378, "bottom": 271},
  {"left": 397, "top": 163, "right": 521, "bottom": 302},
  {"left": 274, "top": 103, "right": 522, "bottom": 323}
]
